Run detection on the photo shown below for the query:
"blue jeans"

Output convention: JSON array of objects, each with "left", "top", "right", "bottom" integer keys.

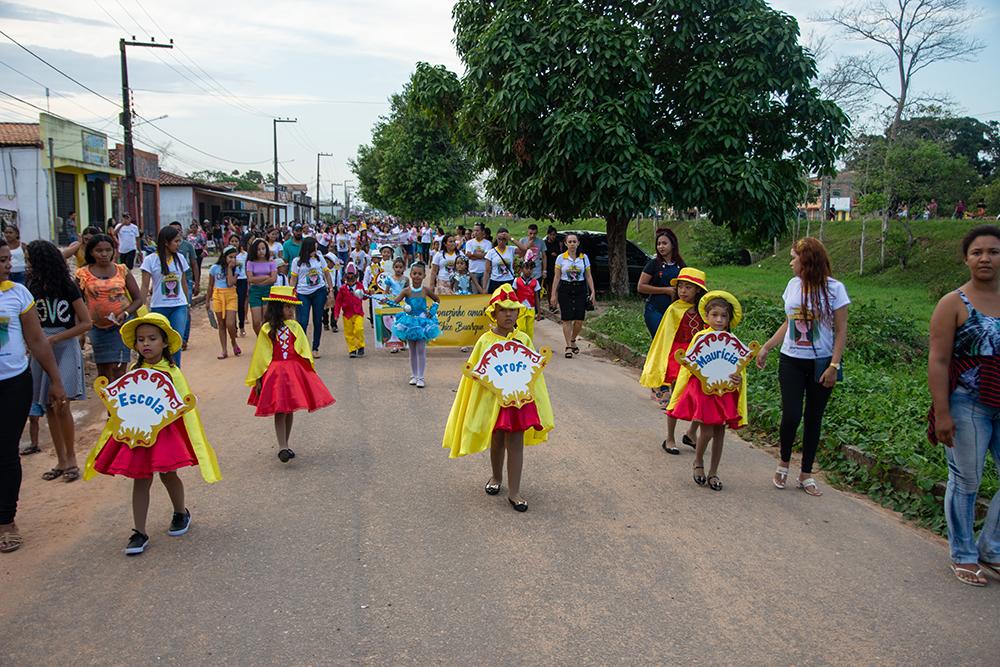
[
  {"left": 297, "top": 287, "right": 327, "bottom": 351},
  {"left": 945, "top": 387, "right": 1000, "bottom": 564},
  {"left": 643, "top": 302, "right": 666, "bottom": 338},
  {"left": 151, "top": 305, "right": 189, "bottom": 366},
  {"left": 183, "top": 278, "right": 193, "bottom": 343}
]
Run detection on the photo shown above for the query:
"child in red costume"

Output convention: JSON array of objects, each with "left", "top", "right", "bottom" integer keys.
[
  {"left": 246, "top": 285, "right": 334, "bottom": 463},
  {"left": 333, "top": 262, "right": 367, "bottom": 358}
]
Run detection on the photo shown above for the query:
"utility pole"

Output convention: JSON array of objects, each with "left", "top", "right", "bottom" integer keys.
[
  {"left": 120, "top": 36, "right": 172, "bottom": 229},
  {"left": 316, "top": 152, "right": 333, "bottom": 224},
  {"left": 272, "top": 118, "right": 296, "bottom": 227},
  {"left": 344, "top": 179, "right": 353, "bottom": 222}
]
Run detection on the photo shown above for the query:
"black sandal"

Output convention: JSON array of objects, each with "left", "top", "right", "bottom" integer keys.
[
  {"left": 41, "top": 468, "right": 65, "bottom": 481},
  {"left": 693, "top": 465, "right": 707, "bottom": 486},
  {"left": 707, "top": 475, "right": 723, "bottom": 491},
  {"left": 508, "top": 497, "right": 528, "bottom": 512},
  {"left": 484, "top": 478, "right": 501, "bottom": 495},
  {"left": 661, "top": 440, "right": 680, "bottom": 455},
  {"left": 570, "top": 340, "right": 580, "bottom": 355},
  {"left": 565, "top": 347, "right": 573, "bottom": 358},
  {"left": 278, "top": 449, "right": 293, "bottom": 463}
]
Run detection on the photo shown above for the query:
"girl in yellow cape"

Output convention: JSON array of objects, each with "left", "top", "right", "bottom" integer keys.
[
  {"left": 666, "top": 291, "right": 750, "bottom": 492},
  {"left": 442, "top": 284, "right": 554, "bottom": 512},
  {"left": 83, "top": 313, "right": 221, "bottom": 556},
  {"left": 639, "top": 267, "right": 707, "bottom": 454},
  {"left": 245, "top": 285, "right": 335, "bottom": 464}
]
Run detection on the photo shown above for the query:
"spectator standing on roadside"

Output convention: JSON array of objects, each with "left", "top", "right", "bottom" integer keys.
[
  {"left": 188, "top": 220, "right": 207, "bottom": 270},
  {"left": 954, "top": 200, "right": 967, "bottom": 219},
  {"left": 115, "top": 214, "right": 140, "bottom": 269},
  {"left": 519, "top": 224, "right": 547, "bottom": 284},
  {"left": 929, "top": 198, "right": 939, "bottom": 218},
  {"left": 3, "top": 223, "right": 26, "bottom": 284},
  {"left": 927, "top": 224, "right": 1000, "bottom": 587},
  {"left": 464, "top": 223, "right": 492, "bottom": 288},
  {"left": 637, "top": 228, "right": 684, "bottom": 337}
]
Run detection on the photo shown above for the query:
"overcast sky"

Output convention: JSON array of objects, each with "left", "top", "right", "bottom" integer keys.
[{"left": 2, "top": 0, "right": 998, "bottom": 204}]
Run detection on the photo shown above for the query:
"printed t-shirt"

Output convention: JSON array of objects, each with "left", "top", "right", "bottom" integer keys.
[
  {"left": 209, "top": 264, "right": 233, "bottom": 289},
  {"left": 555, "top": 252, "right": 590, "bottom": 281},
  {"left": 0, "top": 281, "right": 35, "bottom": 379},
  {"left": 433, "top": 251, "right": 462, "bottom": 283},
  {"left": 33, "top": 282, "right": 82, "bottom": 329},
  {"left": 290, "top": 257, "right": 329, "bottom": 295},
  {"left": 234, "top": 252, "right": 248, "bottom": 280},
  {"left": 485, "top": 246, "right": 516, "bottom": 283},
  {"left": 780, "top": 277, "right": 851, "bottom": 359},
  {"left": 140, "top": 253, "right": 190, "bottom": 308},
  {"left": 519, "top": 237, "right": 547, "bottom": 279},
  {"left": 464, "top": 238, "right": 492, "bottom": 274},
  {"left": 335, "top": 234, "right": 351, "bottom": 253},
  {"left": 76, "top": 264, "right": 130, "bottom": 329}
]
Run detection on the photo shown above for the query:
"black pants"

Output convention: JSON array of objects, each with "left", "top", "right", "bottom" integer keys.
[
  {"left": 0, "top": 370, "right": 32, "bottom": 524},
  {"left": 778, "top": 353, "right": 834, "bottom": 474},
  {"left": 120, "top": 250, "right": 136, "bottom": 269},
  {"left": 236, "top": 278, "right": 248, "bottom": 330}
]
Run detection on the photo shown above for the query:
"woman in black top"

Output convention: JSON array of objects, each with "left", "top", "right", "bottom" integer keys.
[
  {"left": 542, "top": 226, "right": 562, "bottom": 302},
  {"left": 637, "top": 228, "right": 684, "bottom": 337}
]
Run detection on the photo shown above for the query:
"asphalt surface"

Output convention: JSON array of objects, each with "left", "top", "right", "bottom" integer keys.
[{"left": 2, "top": 312, "right": 998, "bottom": 665}]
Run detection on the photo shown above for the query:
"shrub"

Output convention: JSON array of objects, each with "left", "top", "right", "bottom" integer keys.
[{"left": 690, "top": 219, "right": 745, "bottom": 266}]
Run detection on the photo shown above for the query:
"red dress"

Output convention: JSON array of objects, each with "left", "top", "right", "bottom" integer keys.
[
  {"left": 93, "top": 421, "right": 198, "bottom": 479},
  {"left": 668, "top": 381, "right": 742, "bottom": 428},
  {"left": 665, "top": 308, "right": 705, "bottom": 385},
  {"left": 494, "top": 401, "right": 543, "bottom": 432},
  {"left": 248, "top": 326, "right": 335, "bottom": 416}
]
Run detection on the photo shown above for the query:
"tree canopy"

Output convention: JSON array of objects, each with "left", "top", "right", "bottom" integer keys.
[
  {"left": 453, "top": 0, "right": 849, "bottom": 294},
  {"left": 351, "top": 62, "right": 476, "bottom": 221},
  {"left": 188, "top": 169, "right": 264, "bottom": 191}
]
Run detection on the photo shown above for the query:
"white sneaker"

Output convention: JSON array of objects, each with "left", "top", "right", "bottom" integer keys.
[
  {"left": 416, "top": 379, "right": 425, "bottom": 388},
  {"left": 409, "top": 376, "right": 417, "bottom": 386}
]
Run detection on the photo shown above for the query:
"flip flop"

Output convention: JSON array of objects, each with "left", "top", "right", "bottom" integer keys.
[
  {"left": 797, "top": 477, "right": 823, "bottom": 497},
  {"left": 773, "top": 466, "right": 789, "bottom": 489},
  {"left": 0, "top": 530, "right": 23, "bottom": 553},
  {"left": 41, "top": 468, "right": 65, "bottom": 481},
  {"left": 980, "top": 561, "right": 1000, "bottom": 578},
  {"left": 62, "top": 467, "right": 81, "bottom": 483},
  {"left": 951, "top": 563, "right": 987, "bottom": 587}
]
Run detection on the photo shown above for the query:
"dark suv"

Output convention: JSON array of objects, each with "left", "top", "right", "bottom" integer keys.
[{"left": 550, "top": 230, "right": 651, "bottom": 292}]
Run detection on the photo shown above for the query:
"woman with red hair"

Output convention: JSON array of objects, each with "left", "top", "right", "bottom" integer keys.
[{"left": 756, "top": 237, "right": 850, "bottom": 497}]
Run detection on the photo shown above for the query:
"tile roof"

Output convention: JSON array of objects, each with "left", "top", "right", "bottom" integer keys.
[{"left": 0, "top": 123, "right": 42, "bottom": 147}]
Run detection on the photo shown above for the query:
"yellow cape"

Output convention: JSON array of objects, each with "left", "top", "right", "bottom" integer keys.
[
  {"left": 84, "top": 360, "right": 222, "bottom": 483},
  {"left": 665, "top": 329, "right": 748, "bottom": 427},
  {"left": 443, "top": 329, "right": 554, "bottom": 458},
  {"left": 639, "top": 299, "right": 696, "bottom": 389},
  {"left": 245, "top": 320, "right": 315, "bottom": 386},
  {"left": 516, "top": 306, "right": 535, "bottom": 343}
]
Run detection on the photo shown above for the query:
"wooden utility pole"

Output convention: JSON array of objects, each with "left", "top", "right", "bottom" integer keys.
[
  {"left": 272, "top": 118, "right": 296, "bottom": 226},
  {"left": 120, "top": 36, "right": 172, "bottom": 227},
  {"left": 316, "top": 152, "right": 332, "bottom": 223}
]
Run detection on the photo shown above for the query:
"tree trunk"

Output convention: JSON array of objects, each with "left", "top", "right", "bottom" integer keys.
[
  {"left": 860, "top": 219, "right": 866, "bottom": 276},
  {"left": 604, "top": 213, "right": 630, "bottom": 297}
]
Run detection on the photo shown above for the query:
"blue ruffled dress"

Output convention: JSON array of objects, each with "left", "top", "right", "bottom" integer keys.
[{"left": 392, "top": 287, "right": 441, "bottom": 341}]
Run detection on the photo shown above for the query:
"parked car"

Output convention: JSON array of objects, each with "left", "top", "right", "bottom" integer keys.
[{"left": 550, "top": 230, "right": 651, "bottom": 292}]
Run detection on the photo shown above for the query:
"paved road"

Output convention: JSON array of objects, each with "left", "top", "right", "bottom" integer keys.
[{"left": 2, "top": 313, "right": 997, "bottom": 665}]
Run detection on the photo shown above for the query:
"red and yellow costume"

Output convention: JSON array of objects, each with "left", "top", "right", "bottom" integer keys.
[
  {"left": 334, "top": 269, "right": 366, "bottom": 353},
  {"left": 245, "top": 287, "right": 335, "bottom": 416},
  {"left": 443, "top": 285, "right": 554, "bottom": 458},
  {"left": 665, "top": 291, "right": 749, "bottom": 429},
  {"left": 84, "top": 314, "right": 221, "bottom": 483},
  {"left": 640, "top": 268, "right": 707, "bottom": 389}
]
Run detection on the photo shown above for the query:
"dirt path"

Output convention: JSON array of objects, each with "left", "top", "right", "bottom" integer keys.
[{"left": 1, "top": 312, "right": 997, "bottom": 664}]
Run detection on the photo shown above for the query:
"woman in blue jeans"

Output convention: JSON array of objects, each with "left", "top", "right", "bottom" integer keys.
[
  {"left": 289, "top": 237, "right": 334, "bottom": 357},
  {"left": 928, "top": 224, "right": 1000, "bottom": 587},
  {"left": 140, "top": 226, "right": 191, "bottom": 366}
]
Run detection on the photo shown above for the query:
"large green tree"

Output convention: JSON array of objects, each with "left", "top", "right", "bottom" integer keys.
[
  {"left": 351, "top": 63, "right": 475, "bottom": 221},
  {"left": 453, "top": 0, "right": 849, "bottom": 294},
  {"left": 896, "top": 116, "right": 999, "bottom": 181}
]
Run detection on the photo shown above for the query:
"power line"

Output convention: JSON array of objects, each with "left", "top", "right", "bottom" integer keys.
[
  {"left": 0, "top": 61, "right": 114, "bottom": 121},
  {"left": 134, "top": 114, "right": 272, "bottom": 165},
  {"left": 0, "top": 28, "right": 120, "bottom": 107},
  {"left": 131, "top": 88, "right": 388, "bottom": 105}
]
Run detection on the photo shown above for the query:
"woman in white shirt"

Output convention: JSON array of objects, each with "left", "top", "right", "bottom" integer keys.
[
  {"left": 3, "top": 224, "right": 26, "bottom": 283},
  {"left": 483, "top": 227, "right": 524, "bottom": 292},
  {"left": 430, "top": 234, "right": 462, "bottom": 295},
  {"left": 419, "top": 224, "right": 433, "bottom": 262},
  {"left": 140, "top": 226, "right": 191, "bottom": 365},
  {"left": 289, "top": 236, "right": 334, "bottom": 356},
  {"left": 756, "top": 237, "right": 849, "bottom": 496},
  {"left": 267, "top": 227, "right": 283, "bottom": 259},
  {"left": 549, "top": 233, "right": 596, "bottom": 358},
  {"left": 335, "top": 223, "right": 352, "bottom": 265}
]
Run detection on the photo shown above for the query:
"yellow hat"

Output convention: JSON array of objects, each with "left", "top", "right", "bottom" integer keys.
[
  {"left": 484, "top": 283, "right": 523, "bottom": 322},
  {"left": 262, "top": 285, "right": 302, "bottom": 305},
  {"left": 120, "top": 312, "right": 183, "bottom": 355},
  {"left": 698, "top": 290, "right": 743, "bottom": 328},
  {"left": 670, "top": 267, "right": 707, "bottom": 289}
]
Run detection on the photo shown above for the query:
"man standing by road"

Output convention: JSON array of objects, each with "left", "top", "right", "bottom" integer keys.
[
  {"left": 520, "top": 223, "right": 547, "bottom": 285},
  {"left": 283, "top": 224, "right": 304, "bottom": 264},
  {"left": 115, "top": 213, "right": 140, "bottom": 269},
  {"left": 464, "top": 222, "right": 492, "bottom": 289}
]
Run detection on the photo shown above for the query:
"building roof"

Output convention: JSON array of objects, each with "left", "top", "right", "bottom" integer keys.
[{"left": 0, "top": 122, "right": 42, "bottom": 148}]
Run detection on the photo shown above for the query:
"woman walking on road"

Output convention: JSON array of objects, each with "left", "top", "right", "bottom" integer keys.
[
  {"left": 246, "top": 238, "right": 277, "bottom": 336},
  {"left": 756, "top": 237, "right": 849, "bottom": 497},
  {"left": 0, "top": 239, "right": 68, "bottom": 553},
  {"left": 637, "top": 228, "right": 684, "bottom": 337},
  {"left": 290, "top": 237, "right": 334, "bottom": 358},
  {"left": 549, "top": 233, "right": 596, "bottom": 359},
  {"left": 140, "top": 226, "right": 191, "bottom": 366},
  {"left": 206, "top": 246, "right": 241, "bottom": 359},
  {"left": 25, "top": 241, "right": 92, "bottom": 484},
  {"left": 928, "top": 225, "right": 1000, "bottom": 587}
]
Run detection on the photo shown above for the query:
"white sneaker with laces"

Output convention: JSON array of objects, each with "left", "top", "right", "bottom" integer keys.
[
  {"left": 416, "top": 379, "right": 425, "bottom": 388},
  {"left": 409, "top": 376, "right": 417, "bottom": 386}
]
